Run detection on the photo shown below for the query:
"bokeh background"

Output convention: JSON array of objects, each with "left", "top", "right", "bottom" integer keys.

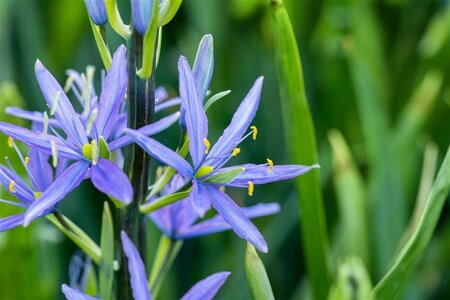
[{"left": 0, "top": 0, "right": 449, "bottom": 299}]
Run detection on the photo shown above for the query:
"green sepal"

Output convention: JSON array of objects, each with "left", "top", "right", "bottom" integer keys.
[
  {"left": 89, "top": 21, "right": 112, "bottom": 70},
  {"left": 100, "top": 202, "right": 114, "bottom": 300},
  {"left": 204, "top": 167, "right": 244, "bottom": 184},
  {"left": 245, "top": 243, "right": 275, "bottom": 300},
  {"left": 140, "top": 189, "right": 191, "bottom": 214}
]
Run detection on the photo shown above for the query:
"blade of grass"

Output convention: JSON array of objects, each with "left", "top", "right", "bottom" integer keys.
[
  {"left": 373, "top": 145, "right": 450, "bottom": 298},
  {"left": 100, "top": 202, "right": 114, "bottom": 300},
  {"left": 245, "top": 243, "right": 275, "bottom": 300},
  {"left": 270, "top": 1, "right": 331, "bottom": 298}
]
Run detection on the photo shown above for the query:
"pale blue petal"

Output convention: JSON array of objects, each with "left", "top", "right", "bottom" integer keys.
[
  {"left": 124, "top": 129, "right": 193, "bottom": 177},
  {"left": 121, "top": 231, "right": 152, "bottom": 300},
  {"left": 0, "top": 214, "right": 25, "bottom": 232},
  {"left": 155, "top": 98, "right": 182, "bottom": 113},
  {"left": 35, "top": 60, "right": 88, "bottom": 147},
  {"left": 62, "top": 284, "right": 99, "bottom": 300},
  {"left": 189, "top": 180, "right": 210, "bottom": 218},
  {"left": 131, "top": 0, "right": 154, "bottom": 35},
  {"left": 83, "top": 0, "right": 108, "bottom": 26},
  {"left": 207, "top": 77, "right": 263, "bottom": 168},
  {"left": 23, "top": 161, "right": 89, "bottom": 226},
  {"left": 155, "top": 87, "right": 168, "bottom": 102},
  {"left": 178, "top": 56, "right": 208, "bottom": 167},
  {"left": 5, "top": 106, "right": 60, "bottom": 127},
  {"left": 28, "top": 148, "right": 54, "bottom": 192},
  {"left": 90, "top": 159, "right": 133, "bottom": 205},
  {"left": 193, "top": 34, "right": 214, "bottom": 101},
  {"left": 181, "top": 272, "right": 230, "bottom": 300},
  {"left": 206, "top": 185, "right": 268, "bottom": 252},
  {"left": 95, "top": 45, "right": 128, "bottom": 140},
  {"left": 0, "top": 165, "right": 34, "bottom": 204}
]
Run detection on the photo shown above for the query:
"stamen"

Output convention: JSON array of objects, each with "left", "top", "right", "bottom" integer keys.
[
  {"left": 250, "top": 125, "right": 258, "bottom": 140},
  {"left": 232, "top": 147, "right": 241, "bottom": 157},
  {"left": 63, "top": 75, "right": 75, "bottom": 93},
  {"left": 50, "top": 91, "right": 61, "bottom": 115},
  {"left": 9, "top": 181, "right": 16, "bottom": 193},
  {"left": 51, "top": 140, "right": 58, "bottom": 167},
  {"left": 24, "top": 156, "right": 30, "bottom": 166},
  {"left": 267, "top": 158, "right": 273, "bottom": 173},
  {"left": 43, "top": 111, "right": 49, "bottom": 139},
  {"left": 86, "top": 108, "right": 98, "bottom": 135},
  {"left": 91, "top": 140, "right": 99, "bottom": 165},
  {"left": 247, "top": 181, "right": 254, "bottom": 196},
  {"left": 7, "top": 137, "right": 14, "bottom": 148},
  {"left": 203, "top": 138, "right": 211, "bottom": 154}
]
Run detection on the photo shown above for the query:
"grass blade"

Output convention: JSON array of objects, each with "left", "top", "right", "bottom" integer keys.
[
  {"left": 100, "top": 202, "right": 114, "bottom": 300},
  {"left": 245, "top": 243, "right": 275, "bottom": 300}
]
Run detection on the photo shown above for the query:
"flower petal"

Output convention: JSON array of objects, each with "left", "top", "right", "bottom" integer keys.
[
  {"left": 177, "top": 203, "right": 280, "bottom": 239},
  {"left": 225, "top": 164, "right": 320, "bottom": 187},
  {"left": 90, "top": 159, "right": 133, "bottom": 205},
  {"left": 61, "top": 284, "right": 99, "bottom": 300},
  {"left": 0, "top": 122, "right": 82, "bottom": 160},
  {"left": 121, "top": 231, "right": 152, "bottom": 300},
  {"left": 23, "top": 161, "right": 89, "bottom": 226},
  {"left": 189, "top": 180, "right": 211, "bottom": 218},
  {"left": 207, "top": 77, "right": 263, "bottom": 167},
  {"left": 193, "top": 34, "right": 214, "bottom": 101},
  {"left": 5, "top": 106, "right": 60, "bottom": 127},
  {"left": 155, "top": 98, "right": 182, "bottom": 113},
  {"left": 0, "top": 214, "right": 25, "bottom": 232},
  {"left": 109, "top": 112, "right": 180, "bottom": 151},
  {"left": 35, "top": 60, "right": 88, "bottom": 147},
  {"left": 181, "top": 272, "right": 230, "bottom": 300},
  {"left": 131, "top": 0, "right": 154, "bottom": 35},
  {"left": 28, "top": 148, "right": 54, "bottom": 192},
  {"left": 0, "top": 165, "right": 34, "bottom": 204},
  {"left": 178, "top": 56, "right": 208, "bottom": 167},
  {"left": 205, "top": 185, "right": 268, "bottom": 252},
  {"left": 83, "top": 0, "right": 108, "bottom": 26},
  {"left": 124, "top": 129, "right": 193, "bottom": 177},
  {"left": 155, "top": 87, "right": 169, "bottom": 102},
  {"left": 95, "top": 45, "right": 128, "bottom": 140}
]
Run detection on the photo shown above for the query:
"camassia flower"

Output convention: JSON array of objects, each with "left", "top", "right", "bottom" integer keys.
[
  {"left": 61, "top": 232, "right": 230, "bottom": 300},
  {"left": 125, "top": 56, "right": 319, "bottom": 252},
  {"left": 149, "top": 175, "right": 281, "bottom": 240},
  {"left": 0, "top": 45, "right": 178, "bottom": 226},
  {"left": 83, "top": 0, "right": 108, "bottom": 26}
]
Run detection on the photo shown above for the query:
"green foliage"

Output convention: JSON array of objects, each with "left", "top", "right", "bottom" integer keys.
[{"left": 245, "top": 243, "right": 275, "bottom": 300}]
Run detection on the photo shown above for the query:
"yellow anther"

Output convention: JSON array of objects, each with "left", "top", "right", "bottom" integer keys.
[
  {"left": 9, "top": 181, "right": 16, "bottom": 193},
  {"left": 34, "top": 192, "right": 42, "bottom": 199},
  {"left": 203, "top": 138, "right": 211, "bottom": 154},
  {"left": 248, "top": 181, "right": 254, "bottom": 196},
  {"left": 232, "top": 147, "right": 241, "bottom": 157},
  {"left": 7, "top": 137, "right": 14, "bottom": 148},
  {"left": 24, "top": 156, "right": 30, "bottom": 166},
  {"left": 267, "top": 158, "right": 273, "bottom": 173},
  {"left": 250, "top": 125, "right": 258, "bottom": 140}
]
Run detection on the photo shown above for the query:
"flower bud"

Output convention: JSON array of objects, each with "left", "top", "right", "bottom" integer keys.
[
  {"left": 84, "top": 0, "right": 108, "bottom": 26},
  {"left": 131, "top": 0, "right": 154, "bottom": 35}
]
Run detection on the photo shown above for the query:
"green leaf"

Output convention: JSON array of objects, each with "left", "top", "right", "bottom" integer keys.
[
  {"left": 158, "top": 0, "right": 182, "bottom": 26},
  {"left": 373, "top": 146, "right": 450, "bottom": 299},
  {"left": 137, "top": 0, "right": 159, "bottom": 79},
  {"left": 100, "top": 202, "right": 114, "bottom": 300},
  {"left": 89, "top": 21, "right": 112, "bottom": 70},
  {"left": 327, "top": 257, "right": 373, "bottom": 300},
  {"left": 204, "top": 90, "right": 231, "bottom": 112},
  {"left": 105, "top": 0, "right": 131, "bottom": 38},
  {"left": 270, "top": 1, "right": 331, "bottom": 299},
  {"left": 205, "top": 167, "right": 244, "bottom": 184},
  {"left": 140, "top": 190, "right": 191, "bottom": 214},
  {"left": 245, "top": 243, "right": 275, "bottom": 300}
]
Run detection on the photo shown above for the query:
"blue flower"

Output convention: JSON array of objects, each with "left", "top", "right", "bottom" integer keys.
[
  {"left": 84, "top": 0, "right": 108, "bottom": 26},
  {"left": 125, "top": 56, "right": 319, "bottom": 252},
  {"left": 149, "top": 175, "right": 281, "bottom": 240},
  {"left": 0, "top": 45, "right": 178, "bottom": 226},
  {"left": 61, "top": 231, "right": 230, "bottom": 300},
  {"left": 131, "top": 0, "right": 155, "bottom": 35}
]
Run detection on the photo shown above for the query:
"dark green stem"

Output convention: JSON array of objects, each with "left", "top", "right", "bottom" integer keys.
[{"left": 117, "top": 30, "right": 156, "bottom": 300}]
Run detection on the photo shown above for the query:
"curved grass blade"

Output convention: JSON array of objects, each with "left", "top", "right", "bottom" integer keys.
[
  {"left": 100, "top": 202, "right": 114, "bottom": 300},
  {"left": 270, "top": 0, "right": 331, "bottom": 298},
  {"left": 245, "top": 243, "right": 275, "bottom": 300}
]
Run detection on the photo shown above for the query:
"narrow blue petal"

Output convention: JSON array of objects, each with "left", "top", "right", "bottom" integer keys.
[
  {"left": 28, "top": 148, "right": 54, "bottom": 192},
  {"left": 205, "top": 185, "right": 268, "bottom": 252},
  {"left": 90, "top": 159, "right": 133, "bottom": 205},
  {"left": 181, "top": 272, "right": 230, "bottom": 300},
  {"left": 0, "top": 214, "right": 25, "bottom": 232},
  {"left": 0, "top": 165, "right": 34, "bottom": 204},
  {"left": 178, "top": 56, "right": 208, "bottom": 167},
  {"left": 0, "top": 122, "right": 83, "bottom": 160},
  {"left": 83, "top": 0, "right": 108, "bottom": 26},
  {"left": 155, "top": 87, "right": 169, "bottom": 102},
  {"left": 121, "top": 232, "right": 152, "bottom": 300},
  {"left": 225, "top": 164, "right": 320, "bottom": 187},
  {"left": 131, "top": 0, "right": 154, "bottom": 35},
  {"left": 61, "top": 284, "right": 99, "bottom": 300},
  {"left": 23, "top": 161, "right": 89, "bottom": 226},
  {"left": 5, "top": 107, "right": 60, "bottom": 127},
  {"left": 35, "top": 60, "right": 88, "bottom": 147},
  {"left": 95, "top": 45, "right": 128, "bottom": 140},
  {"left": 109, "top": 112, "right": 180, "bottom": 151},
  {"left": 155, "top": 98, "right": 182, "bottom": 113},
  {"left": 193, "top": 35, "right": 214, "bottom": 101},
  {"left": 178, "top": 203, "right": 280, "bottom": 239},
  {"left": 207, "top": 77, "right": 263, "bottom": 167},
  {"left": 189, "top": 180, "right": 210, "bottom": 218},
  {"left": 124, "top": 129, "right": 193, "bottom": 177}
]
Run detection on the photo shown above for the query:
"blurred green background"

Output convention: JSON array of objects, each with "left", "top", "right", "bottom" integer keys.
[{"left": 0, "top": 0, "right": 449, "bottom": 299}]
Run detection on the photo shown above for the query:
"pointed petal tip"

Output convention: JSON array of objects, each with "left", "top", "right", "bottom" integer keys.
[
  {"left": 312, "top": 163, "right": 321, "bottom": 169},
  {"left": 35, "top": 59, "right": 44, "bottom": 71}
]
